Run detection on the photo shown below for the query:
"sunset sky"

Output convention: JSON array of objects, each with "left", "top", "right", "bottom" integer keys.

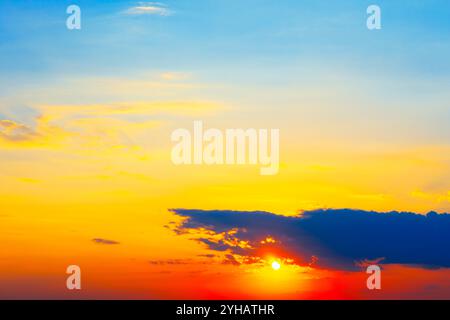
[{"left": 0, "top": 0, "right": 449, "bottom": 299}]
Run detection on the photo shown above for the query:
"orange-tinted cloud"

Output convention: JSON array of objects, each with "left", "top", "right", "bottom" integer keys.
[{"left": 0, "top": 119, "right": 38, "bottom": 142}]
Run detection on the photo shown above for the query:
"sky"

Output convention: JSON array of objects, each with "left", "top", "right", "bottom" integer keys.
[{"left": 0, "top": 0, "right": 449, "bottom": 299}]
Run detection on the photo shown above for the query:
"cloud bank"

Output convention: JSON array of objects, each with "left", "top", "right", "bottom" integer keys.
[{"left": 171, "top": 209, "right": 450, "bottom": 270}]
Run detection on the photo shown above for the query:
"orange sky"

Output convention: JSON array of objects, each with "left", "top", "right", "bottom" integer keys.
[{"left": 1, "top": 0, "right": 450, "bottom": 300}]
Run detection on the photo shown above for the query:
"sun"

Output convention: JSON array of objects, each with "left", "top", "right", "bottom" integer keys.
[{"left": 271, "top": 261, "right": 281, "bottom": 271}]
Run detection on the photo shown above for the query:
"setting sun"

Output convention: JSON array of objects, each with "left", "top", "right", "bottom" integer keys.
[{"left": 271, "top": 261, "right": 281, "bottom": 271}]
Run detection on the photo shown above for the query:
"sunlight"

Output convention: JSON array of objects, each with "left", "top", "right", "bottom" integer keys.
[{"left": 271, "top": 261, "right": 281, "bottom": 271}]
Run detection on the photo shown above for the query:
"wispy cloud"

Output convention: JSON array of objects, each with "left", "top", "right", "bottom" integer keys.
[
  {"left": 92, "top": 238, "right": 120, "bottom": 245},
  {"left": 160, "top": 72, "right": 190, "bottom": 81},
  {"left": 149, "top": 259, "right": 190, "bottom": 265},
  {"left": 0, "top": 99, "right": 220, "bottom": 150},
  {"left": 0, "top": 119, "right": 38, "bottom": 142},
  {"left": 125, "top": 2, "right": 172, "bottom": 16},
  {"left": 0, "top": 118, "right": 68, "bottom": 148}
]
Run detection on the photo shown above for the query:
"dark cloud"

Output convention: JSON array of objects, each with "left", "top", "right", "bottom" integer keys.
[
  {"left": 149, "top": 259, "right": 190, "bottom": 265},
  {"left": 170, "top": 209, "right": 450, "bottom": 270},
  {"left": 197, "top": 254, "right": 217, "bottom": 258},
  {"left": 92, "top": 238, "right": 119, "bottom": 245},
  {"left": 222, "top": 254, "right": 240, "bottom": 266},
  {"left": 149, "top": 259, "right": 212, "bottom": 266}
]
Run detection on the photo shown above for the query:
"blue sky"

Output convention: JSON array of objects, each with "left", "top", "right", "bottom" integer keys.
[
  {"left": 1, "top": 0, "right": 449, "bottom": 143},
  {"left": 1, "top": 0, "right": 450, "bottom": 76}
]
